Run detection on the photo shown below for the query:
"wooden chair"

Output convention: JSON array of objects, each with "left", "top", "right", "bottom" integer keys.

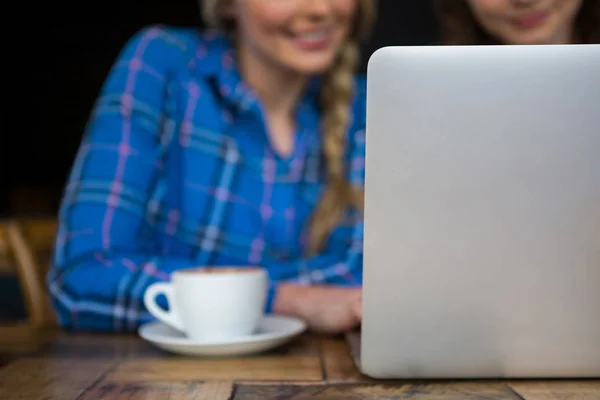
[{"left": 0, "top": 218, "right": 58, "bottom": 336}]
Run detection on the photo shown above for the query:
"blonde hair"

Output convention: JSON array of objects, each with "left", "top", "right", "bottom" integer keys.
[{"left": 202, "top": 0, "right": 376, "bottom": 254}]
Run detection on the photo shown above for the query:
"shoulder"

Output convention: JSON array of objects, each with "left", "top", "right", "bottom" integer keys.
[
  {"left": 118, "top": 25, "right": 197, "bottom": 63},
  {"left": 101, "top": 26, "right": 233, "bottom": 118},
  {"left": 110, "top": 25, "right": 226, "bottom": 77}
]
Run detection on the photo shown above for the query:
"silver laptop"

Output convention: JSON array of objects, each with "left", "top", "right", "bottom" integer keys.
[{"left": 358, "top": 44, "right": 600, "bottom": 379}]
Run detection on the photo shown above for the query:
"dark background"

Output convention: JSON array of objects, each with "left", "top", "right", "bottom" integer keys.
[{"left": 3, "top": 1, "right": 439, "bottom": 217}]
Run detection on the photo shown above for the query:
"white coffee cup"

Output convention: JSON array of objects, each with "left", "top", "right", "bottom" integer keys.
[{"left": 143, "top": 267, "right": 268, "bottom": 342}]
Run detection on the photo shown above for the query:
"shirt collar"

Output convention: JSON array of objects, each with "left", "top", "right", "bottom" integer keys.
[{"left": 192, "top": 30, "right": 321, "bottom": 123}]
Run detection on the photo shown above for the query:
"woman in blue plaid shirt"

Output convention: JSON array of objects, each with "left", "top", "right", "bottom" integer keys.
[{"left": 48, "top": 0, "right": 376, "bottom": 334}]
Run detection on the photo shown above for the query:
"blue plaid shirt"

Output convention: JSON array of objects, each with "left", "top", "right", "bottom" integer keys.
[{"left": 47, "top": 25, "right": 367, "bottom": 331}]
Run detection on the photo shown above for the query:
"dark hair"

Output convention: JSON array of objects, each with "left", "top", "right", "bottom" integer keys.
[{"left": 434, "top": 0, "right": 600, "bottom": 45}]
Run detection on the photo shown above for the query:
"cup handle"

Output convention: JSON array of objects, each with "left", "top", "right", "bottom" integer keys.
[{"left": 143, "top": 282, "right": 185, "bottom": 332}]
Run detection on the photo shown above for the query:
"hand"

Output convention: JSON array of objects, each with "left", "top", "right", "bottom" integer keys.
[{"left": 273, "top": 284, "right": 362, "bottom": 335}]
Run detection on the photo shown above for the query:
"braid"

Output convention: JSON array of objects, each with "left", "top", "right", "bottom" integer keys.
[
  {"left": 306, "top": 41, "right": 363, "bottom": 255},
  {"left": 200, "top": 0, "right": 376, "bottom": 254}
]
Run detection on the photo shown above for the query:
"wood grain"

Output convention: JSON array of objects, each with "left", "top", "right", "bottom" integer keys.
[
  {"left": 0, "top": 226, "right": 11, "bottom": 275},
  {"left": 15, "top": 332, "right": 318, "bottom": 360},
  {"left": 4, "top": 222, "right": 50, "bottom": 326},
  {"left": 0, "top": 358, "right": 114, "bottom": 400},
  {"left": 397, "top": 382, "right": 522, "bottom": 399},
  {"left": 0, "top": 324, "right": 57, "bottom": 354},
  {"left": 19, "top": 218, "right": 57, "bottom": 251},
  {"left": 321, "top": 337, "right": 368, "bottom": 382},
  {"left": 33, "top": 332, "right": 166, "bottom": 359},
  {"left": 232, "top": 384, "right": 409, "bottom": 399},
  {"left": 1, "top": 217, "right": 599, "bottom": 399},
  {"left": 510, "top": 380, "right": 600, "bottom": 400},
  {"left": 104, "top": 356, "right": 323, "bottom": 382},
  {"left": 0, "top": 323, "right": 42, "bottom": 344},
  {"left": 269, "top": 334, "right": 321, "bottom": 356},
  {"left": 0, "top": 218, "right": 57, "bottom": 330},
  {"left": 233, "top": 382, "right": 522, "bottom": 400},
  {"left": 80, "top": 381, "right": 234, "bottom": 400},
  {"left": 0, "top": 331, "right": 599, "bottom": 399}
]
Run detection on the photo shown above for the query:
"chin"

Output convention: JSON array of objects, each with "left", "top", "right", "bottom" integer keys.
[
  {"left": 503, "top": 25, "right": 562, "bottom": 45},
  {"left": 292, "top": 62, "right": 335, "bottom": 75},
  {"left": 283, "top": 53, "right": 339, "bottom": 75},
  {"left": 510, "top": 34, "right": 555, "bottom": 45}
]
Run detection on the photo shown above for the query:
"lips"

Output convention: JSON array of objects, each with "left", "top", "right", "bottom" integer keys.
[
  {"left": 512, "top": 11, "right": 549, "bottom": 29},
  {"left": 289, "top": 29, "right": 333, "bottom": 51}
]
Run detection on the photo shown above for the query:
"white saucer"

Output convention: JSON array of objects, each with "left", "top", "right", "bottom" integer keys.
[{"left": 138, "top": 314, "right": 307, "bottom": 357}]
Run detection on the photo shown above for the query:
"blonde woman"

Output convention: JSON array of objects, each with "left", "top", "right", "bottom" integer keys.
[{"left": 47, "top": 0, "right": 375, "bottom": 334}]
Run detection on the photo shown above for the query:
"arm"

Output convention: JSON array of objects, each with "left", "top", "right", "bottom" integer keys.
[
  {"left": 267, "top": 214, "right": 365, "bottom": 333},
  {"left": 268, "top": 217, "right": 364, "bottom": 330},
  {"left": 47, "top": 26, "right": 195, "bottom": 331},
  {"left": 266, "top": 218, "right": 364, "bottom": 289}
]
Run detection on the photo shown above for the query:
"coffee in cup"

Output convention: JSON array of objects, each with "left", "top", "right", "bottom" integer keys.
[{"left": 143, "top": 267, "right": 268, "bottom": 341}]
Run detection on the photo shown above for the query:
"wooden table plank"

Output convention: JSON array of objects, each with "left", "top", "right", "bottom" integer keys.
[
  {"left": 103, "top": 356, "right": 323, "bottom": 383},
  {"left": 31, "top": 332, "right": 166, "bottom": 359},
  {"left": 1, "top": 328, "right": 598, "bottom": 399},
  {"left": 79, "top": 381, "right": 234, "bottom": 400},
  {"left": 233, "top": 382, "right": 523, "bottom": 400},
  {"left": 0, "top": 358, "right": 114, "bottom": 400},
  {"left": 0, "top": 324, "right": 57, "bottom": 355},
  {"left": 233, "top": 384, "right": 405, "bottom": 399},
  {"left": 321, "top": 337, "right": 368, "bottom": 382},
  {"left": 1, "top": 218, "right": 597, "bottom": 399},
  {"left": 9, "top": 331, "right": 319, "bottom": 360},
  {"left": 509, "top": 380, "right": 600, "bottom": 400},
  {"left": 397, "top": 382, "right": 523, "bottom": 399},
  {"left": 268, "top": 334, "right": 321, "bottom": 356}
]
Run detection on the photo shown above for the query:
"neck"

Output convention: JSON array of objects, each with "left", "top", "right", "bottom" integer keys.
[{"left": 237, "top": 45, "right": 308, "bottom": 118}]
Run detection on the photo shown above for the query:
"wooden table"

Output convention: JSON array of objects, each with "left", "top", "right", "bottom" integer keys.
[
  {"left": 1, "top": 217, "right": 599, "bottom": 398},
  {"left": 1, "top": 329, "right": 599, "bottom": 399}
]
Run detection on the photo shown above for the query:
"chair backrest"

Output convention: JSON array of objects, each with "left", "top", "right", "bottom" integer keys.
[{"left": 0, "top": 218, "right": 57, "bottom": 327}]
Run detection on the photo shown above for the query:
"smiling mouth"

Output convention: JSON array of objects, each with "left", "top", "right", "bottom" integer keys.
[
  {"left": 512, "top": 11, "right": 549, "bottom": 29},
  {"left": 288, "top": 29, "right": 334, "bottom": 51}
]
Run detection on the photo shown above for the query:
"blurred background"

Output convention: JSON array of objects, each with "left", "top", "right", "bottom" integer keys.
[{"left": 2, "top": 1, "right": 438, "bottom": 218}]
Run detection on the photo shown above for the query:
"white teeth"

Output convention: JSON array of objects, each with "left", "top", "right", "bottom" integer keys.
[{"left": 297, "top": 31, "right": 329, "bottom": 41}]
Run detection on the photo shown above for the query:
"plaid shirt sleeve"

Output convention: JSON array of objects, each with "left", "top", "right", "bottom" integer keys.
[{"left": 47, "top": 27, "right": 197, "bottom": 331}]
